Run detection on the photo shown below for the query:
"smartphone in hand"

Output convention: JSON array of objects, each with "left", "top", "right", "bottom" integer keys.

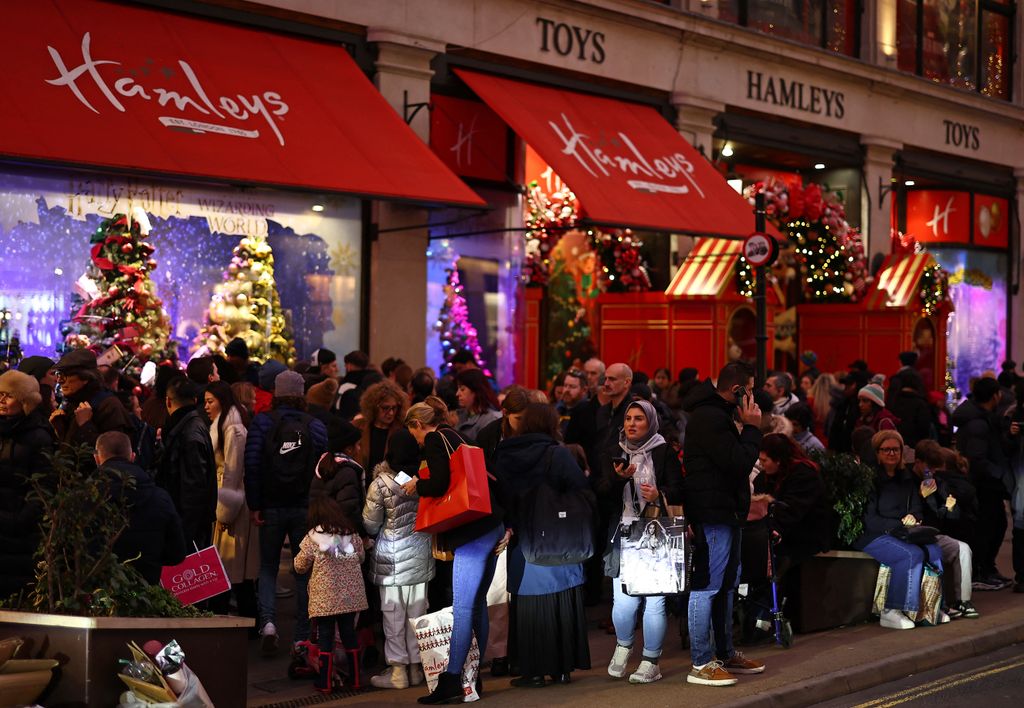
[{"left": 394, "top": 471, "right": 413, "bottom": 485}]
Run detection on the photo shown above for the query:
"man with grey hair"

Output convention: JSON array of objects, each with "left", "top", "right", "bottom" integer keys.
[
  {"left": 583, "top": 358, "right": 606, "bottom": 397},
  {"left": 763, "top": 372, "right": 798, "bottom": 416}
]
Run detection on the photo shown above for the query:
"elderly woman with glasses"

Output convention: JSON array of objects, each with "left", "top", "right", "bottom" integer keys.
[{"left": 852, "top": 430, "right": 944, "bottom": 630}]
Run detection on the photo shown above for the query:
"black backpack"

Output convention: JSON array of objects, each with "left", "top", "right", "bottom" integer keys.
[
  {"left": 262, "top": 409, "right": 317, "bottom": 501},
  {"left": 520, "top": 447, "right": 597, "bottom": 567}
]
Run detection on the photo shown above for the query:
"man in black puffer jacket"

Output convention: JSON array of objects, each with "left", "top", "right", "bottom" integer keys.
[
  {"left": 155, "top": 377, "right": 217, "bottom": 549},
  {"left": 97, "top": 431, "right": 186, "bottom": 585},
  {"left": 682, "top": 362, "right": 764, "bottom": 687}
]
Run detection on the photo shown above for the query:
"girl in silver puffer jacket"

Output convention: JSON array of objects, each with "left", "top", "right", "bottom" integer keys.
[{"left": 362, "top": 429, "right": 435, "bottom": 690}]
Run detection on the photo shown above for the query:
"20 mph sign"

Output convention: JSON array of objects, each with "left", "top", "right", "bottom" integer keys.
[{"left": 743, "top": 232, "right": 778, "bottom": 268}]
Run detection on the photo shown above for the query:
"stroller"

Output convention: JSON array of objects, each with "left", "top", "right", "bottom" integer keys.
[{"left": 736, "top": 501, "right": 793, "bottom": 649}]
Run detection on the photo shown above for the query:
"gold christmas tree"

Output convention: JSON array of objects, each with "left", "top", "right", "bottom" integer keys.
[{"left": 193, "top": 234, "right": 296, "bottom": 365}]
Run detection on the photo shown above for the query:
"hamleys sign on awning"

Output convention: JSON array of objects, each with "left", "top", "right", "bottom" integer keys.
[
  {"left": 0, "top": 0, "right": 483, "bottom": 207},
  {"left": 456, "top": 69, "right": 762, "bottom": 237}
]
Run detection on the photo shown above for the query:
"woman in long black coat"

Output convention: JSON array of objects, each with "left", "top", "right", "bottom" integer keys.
[{"left": 0, "top": 370, "right": 55, "bottom": 598}]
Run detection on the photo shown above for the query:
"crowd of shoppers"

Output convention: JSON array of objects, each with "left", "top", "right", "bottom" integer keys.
[{"left": 2, "top": 339, "right": 1022, "bottom": 700}]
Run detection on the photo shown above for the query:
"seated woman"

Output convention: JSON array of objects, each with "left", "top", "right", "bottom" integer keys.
[
  {"left": 912, "top": 440, "right": 979, "bottom": 618},
  {"left": 741, "top": 434, "right": 831, "bottom": 634},
  {"left": 853, "top": 430, "right": 944, "bottom": 630}
]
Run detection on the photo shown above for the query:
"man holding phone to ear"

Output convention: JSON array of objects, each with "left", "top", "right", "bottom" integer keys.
[{"left": 681, "top": 362, "right": 764, "bottom": 687}]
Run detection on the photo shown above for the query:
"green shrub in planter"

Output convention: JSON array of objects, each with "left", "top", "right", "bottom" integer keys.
[
  {"left": 809, "top": 450, "right": 876, "bottom": 548},
  {"left": 3, "top": 444, "right": 205, "bottom": 618}
]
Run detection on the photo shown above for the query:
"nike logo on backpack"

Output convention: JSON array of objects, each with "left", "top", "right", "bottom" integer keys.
[{"left": 280, "top": 441, "right": 302, "bottom": 454}]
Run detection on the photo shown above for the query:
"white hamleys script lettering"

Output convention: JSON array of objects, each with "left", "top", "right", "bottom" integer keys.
[
  {"left": 45, "top": 32, "right": 290, "bottom": 146},
  {"left": 548, "top": 113, "right": 704, "bottom": 197}
]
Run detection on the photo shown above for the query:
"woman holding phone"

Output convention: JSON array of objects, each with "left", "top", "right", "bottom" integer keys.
[{"left": 601, "top": 399, "right": 683, "bottom": 684}]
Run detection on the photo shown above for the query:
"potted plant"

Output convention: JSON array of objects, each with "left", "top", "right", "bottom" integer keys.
[{"left": 0, "top": 445, "right": 252, "bottom": 707}]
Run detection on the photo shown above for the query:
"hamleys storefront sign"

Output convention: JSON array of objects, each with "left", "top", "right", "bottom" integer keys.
[
  {"left": 46, "top": 32, "right": 290, "bottom": 146},
  {"left": 0, "top": 0, "right": 484, "bottom": 206}
]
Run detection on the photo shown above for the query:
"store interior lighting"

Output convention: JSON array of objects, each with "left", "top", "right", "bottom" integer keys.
[
  {"left": 814, "top": 163, "right": 826, "bottom": 170},
  {"left": 311, "top": 204, "right": 325, "bottom": 212},
  {"left": 904, "top": 180, "right": 916, "bottom": 186}
]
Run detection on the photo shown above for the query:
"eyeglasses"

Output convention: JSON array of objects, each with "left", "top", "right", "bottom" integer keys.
[
  {"left": 878, "top": 447, "right": 902, "bottom": 455},
  {"left": 378, "top": 404, "right": 399, "bottom": 413}
]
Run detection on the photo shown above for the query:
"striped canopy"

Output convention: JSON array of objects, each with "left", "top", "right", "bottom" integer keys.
[
  {"left": 865, "top": 253, "right": 935, "bottom": 309},
  {"left": 666, "top": 238, "right": 743, "bottom": 297}
]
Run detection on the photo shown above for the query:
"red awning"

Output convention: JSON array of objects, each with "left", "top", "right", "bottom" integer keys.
[
  {"left": 0, "top": 0, "right": 483, "bottom": 207},
  {"left": 666, "top": 238, "right": 743, "bottom": 297},
  {"left": 456, "top": 69, "right": 760, "bottom": 236},
  {"left": 865, "top": 253, "right": 934, "bottom": 309}
]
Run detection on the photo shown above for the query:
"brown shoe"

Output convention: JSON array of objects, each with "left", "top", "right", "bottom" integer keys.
[
  {"left": 723, "top": 651, "right": 764, "bottom": 674},
  {"left": 686, "top": 660, "right": 738, "bottom": 686}
]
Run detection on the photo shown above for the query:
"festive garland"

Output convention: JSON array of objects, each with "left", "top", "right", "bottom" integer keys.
[
  {"left": 591, "top": 229, "right": 652, "bottom": 293},
  {"left": 743, "top": 178, "right": 868, "bottom": 302},
  {"left": 918, "top": 262, "right": 950, "bottom": 316}
]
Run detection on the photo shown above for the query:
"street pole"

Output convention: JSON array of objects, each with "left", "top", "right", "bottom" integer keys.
[{"left": 754, "top": 192, "right": 768, "bottom": 384}]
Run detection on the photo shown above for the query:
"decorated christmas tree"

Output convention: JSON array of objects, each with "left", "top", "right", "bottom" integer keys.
[
  {"left": 65, "top": 210, "right": 171, "bottom": 360},
  {"left": 744, "top": 178, "right": 868, "bottom": 303},
  {"left": 435, "top": 260, "right": 492, "bottom": 377},
  {"left": 193, "top": 234, "right": 296, "bottom": 365}
]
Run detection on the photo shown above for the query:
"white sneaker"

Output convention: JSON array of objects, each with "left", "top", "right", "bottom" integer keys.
[
  {"left": 939, "top": 611, "right": 951, "bottom": 624},
  {"left": 370, "top": 664, "right": 409, "bottom": 689},
  {"left": 628, "top": 659, "right": 662, "bottom": 684},
  {"left": 409, "top": 663, "right": 425, "bottom": 687},
  {"left": 608, "top": 644, "right": 633, "bottom": 678},
  {"left": 259, "top": 621, "right": 279, "bottom": 655},
  {"left": 879, "top": 609, "right": 915, "bottom": 630}
]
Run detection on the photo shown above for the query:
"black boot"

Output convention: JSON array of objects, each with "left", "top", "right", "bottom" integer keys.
[
  {"left": 314, "top": 651, "right": 333, "bottom": 694},
  {"left": 418, "top": 671, "right": 465, "bottom": 704}
]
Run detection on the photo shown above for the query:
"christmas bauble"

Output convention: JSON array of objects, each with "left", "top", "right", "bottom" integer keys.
[
  {"left": 140, "top": 343, "right": 153, "bottom": 356},
  {"left": 240, "top": 238, "right": 252, "bottom": 250},
  {"left": 146, "top": 259, "right": 158, "bottom": 270},
  {"left": 236, "top": 272, "right": 247, "bottom": 281},
  {"left": 121, "top": 243, "right": 134, "bottom": 254},
  {"left": 228, "top": 263, "right": 239, "bottom": 275},
  {"left": 107, "top": 285, "right": 120, "bottom": 296},
  {"left": 235, "top": 293, "right": 248, "bottom": 306},
  {"left": 251, "top": 262, "right": 264, "bottom": 273}
]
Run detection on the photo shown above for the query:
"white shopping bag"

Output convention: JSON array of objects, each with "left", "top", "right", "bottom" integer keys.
[{"left": 409, "top": 606, "right": 480, "bottom": 702}]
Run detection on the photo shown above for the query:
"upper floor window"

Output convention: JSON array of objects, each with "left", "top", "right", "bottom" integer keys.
[
  {"left": 897, "top": 0, "right": 1015, "bottom": 100},
  {"left": 718, "top": 0, "right": 860, "bottom": 56}
]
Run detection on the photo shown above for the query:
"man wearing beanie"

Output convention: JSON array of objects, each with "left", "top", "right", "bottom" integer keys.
[
  {"left": 245, "top": 369, "right": 328, "bottom": 658},
  {"left": 310, "top": 348, "right": 339, "bottom": 379},
  {"left": 255, "top": 360, "right": 288, "bottom": 415}
]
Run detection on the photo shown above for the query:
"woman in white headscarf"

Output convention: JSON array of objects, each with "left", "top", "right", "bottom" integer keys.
[{"left": 602, "top": 399, "right": 684, "bottom": 685}]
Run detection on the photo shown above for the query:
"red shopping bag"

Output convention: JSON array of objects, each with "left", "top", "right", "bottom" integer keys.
[
  {"left": 415, "top": 440, "right": 492, "bottom": 534},
  {"left": 160, "top": 545, "right": 231, "bottom": 605}
]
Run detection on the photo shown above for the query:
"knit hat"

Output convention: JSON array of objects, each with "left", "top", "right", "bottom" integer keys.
[
  {"left": 274, "top": 370, "right": 305, "bottom": 398},
  {"left": 55, "top": 348, "right": 99, "bottom": 373},
  {"left": 800, "top": 350, "right": 818, "bottom": 367},
  {"left": 328, "top": 419, "right": 361, "bottom": 452},
  {"left": 310, "top": 348, "right": 336, "bottom": 371},
  {"left": 306, "top": 377, "right": 339, "bottom": 409},
  {"left": 858, "top": 383, "right": 886, "bottom": 408},
  {"left": 386, "top": 429, "right": 421, "bottom": 472},
  {"left": 17, "top": 356, "right": 55, "bottom": 381},
  {"left": 257, "top": 359, "right": 287, "bottom": 391},
  {"left": 225, "top": 337, "right": 249, "bottom": 359},
  {"left": 0, "top": 370, "right": 42, "bottom": 414}
]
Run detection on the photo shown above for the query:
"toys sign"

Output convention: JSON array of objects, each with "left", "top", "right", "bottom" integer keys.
[{"left": 743, "top": 232, "right": 778, "bottom": 268}]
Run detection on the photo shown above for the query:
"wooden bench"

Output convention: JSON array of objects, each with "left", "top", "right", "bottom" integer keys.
[{"left": 787, "top": 550, "right": 880, "bottom": 634}]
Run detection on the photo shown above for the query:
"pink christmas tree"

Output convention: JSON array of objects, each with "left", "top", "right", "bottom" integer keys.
[{"left": 435, "top": 260, "right": 492, "bottom": 377}]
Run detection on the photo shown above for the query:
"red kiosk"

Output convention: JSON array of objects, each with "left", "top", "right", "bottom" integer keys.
[
  {"left": 798, "top": 252, "right": 950, "bottom": 390},
  {"left": 594, "top": 237, "right": 786, "bottom": 379}
]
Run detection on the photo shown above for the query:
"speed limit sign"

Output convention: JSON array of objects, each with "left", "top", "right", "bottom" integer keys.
[{"left": 743, "top": 232, "right": 779, "bottom": 268}]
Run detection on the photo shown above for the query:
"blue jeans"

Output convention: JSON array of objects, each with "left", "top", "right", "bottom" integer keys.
[
  {"left": 688, "top": 524, "right": 741, "bottom": 666},
  {"left": 863, "top": 535, "right": 943, "bottom": 612},
  {"left": 611, "top": 579, "right": 666, "bottom": 658},
  {"left": 258, "top": 506, "right": 310, "bottom": 641},
  {"left": 446, "top": 524, "right": 504, "bottom": 678}
]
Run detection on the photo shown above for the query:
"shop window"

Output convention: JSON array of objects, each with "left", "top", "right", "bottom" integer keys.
[
  {"left": 717, "top": 0, "right": 859, "bottom": 56},
  {"left": 897, "top": 0, "right": 1014, "bottom": 100},
  {"left": 0, "top": 164, "right": 362, "bottom": 363}
]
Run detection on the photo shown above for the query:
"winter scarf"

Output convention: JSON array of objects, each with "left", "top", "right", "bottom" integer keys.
[{"left": 618, "top": 399, "right": 665, "bottom": 521}]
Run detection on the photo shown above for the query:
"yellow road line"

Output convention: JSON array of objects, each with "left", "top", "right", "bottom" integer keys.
[{"left": 851, "top": 655, "right": 1024, "bottom": 708}]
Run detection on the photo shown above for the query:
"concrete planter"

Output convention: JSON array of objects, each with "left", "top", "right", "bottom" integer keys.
[{"left": 0, "top": 611, "right": 253, "bottom": 707}]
